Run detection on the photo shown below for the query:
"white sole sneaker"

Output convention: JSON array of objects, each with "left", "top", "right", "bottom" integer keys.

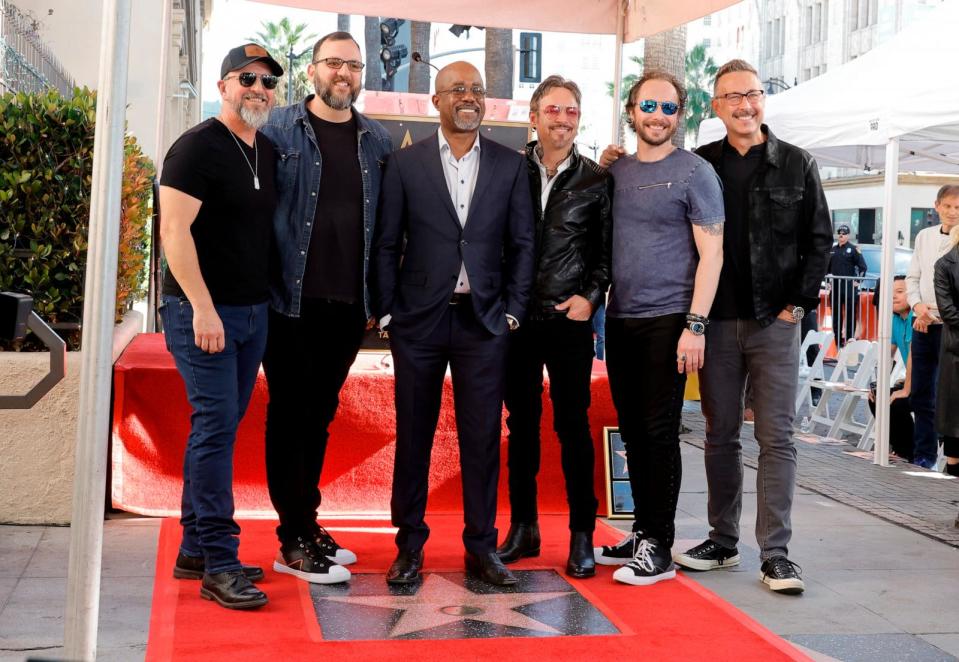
[
  {"left": 612, "top": 565, "right": 677, "bottom": 586},
  {"left": 328, "top": 549, "right": 357, "bottom": 566},
  {"left": 759, "top": 571, "right": 805, "bottom": 594},
  {"left": 673, "top": 552, "right": 741, "bottom": 571},
  {"left": 593, "top": 547, "right": 632, "bottom": 566},
  {"left": 273, "top": 560, "right": 351, "bottom": 584}
]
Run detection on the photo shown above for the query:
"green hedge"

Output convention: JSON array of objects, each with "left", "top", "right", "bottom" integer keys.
[{"left": 0, "top": 87, "right": 154, "bottom": 351}]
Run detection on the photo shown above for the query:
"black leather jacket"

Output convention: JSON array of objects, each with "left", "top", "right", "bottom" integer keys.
[
  {"left": 696, "top": 125, "right": 833, "bottom": 321},
  {"left": 525, "top": 142, "right": 612, "bottom": 319}
]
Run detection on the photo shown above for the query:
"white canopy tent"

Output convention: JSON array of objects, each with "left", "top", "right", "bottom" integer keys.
[
  {"left": 67, "top": 1, "right": 741, "bottom": 659},
  {"left": 698, "top": 1, "right": 959, "bottom": 469}
]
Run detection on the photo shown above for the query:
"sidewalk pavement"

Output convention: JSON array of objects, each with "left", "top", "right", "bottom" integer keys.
[{"left": 1, "top": 405, "right": 957, "bottom": 661}]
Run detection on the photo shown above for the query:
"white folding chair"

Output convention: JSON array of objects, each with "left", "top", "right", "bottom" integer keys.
[
  {"left": 796, "top": 329, "right": 834, "bottom": 414},
  {"left": 808, "top": 340, "right": 877, "bottom": 440}
]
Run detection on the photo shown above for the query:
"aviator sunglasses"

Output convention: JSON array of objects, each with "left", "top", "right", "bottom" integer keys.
[
  {"left": 542, "top": 104, "right": 580, "bottom": 119},
  {"left": 223, "top": 72, "right": 279, "bottom": 90},
  {"left": 638, "top": 99, "right": 679, "bottom": 115}
]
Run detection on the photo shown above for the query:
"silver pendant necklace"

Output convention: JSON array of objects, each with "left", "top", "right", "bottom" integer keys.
[{"left": 220, "top": 119, "right": 259, "bottom": 190}]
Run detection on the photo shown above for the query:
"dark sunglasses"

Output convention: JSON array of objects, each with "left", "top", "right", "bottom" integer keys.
[
  {"left": 314, "top": 57, "right": 365, "bottom": 72},
  {"left": 638, "top": 99, "right": 679, "bottom": 116},
  {"left": 224, "top": 72, "right": 279, "bottom": 90}
]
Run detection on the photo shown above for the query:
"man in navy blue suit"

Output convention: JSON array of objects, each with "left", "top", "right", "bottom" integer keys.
[{"left": 371, "top": 61, "right": 535, "bottom": 587}]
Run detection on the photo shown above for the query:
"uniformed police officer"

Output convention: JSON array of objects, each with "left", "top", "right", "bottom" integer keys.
[{"left": 827, "top": 224, "right": 867, "bottom": 345}]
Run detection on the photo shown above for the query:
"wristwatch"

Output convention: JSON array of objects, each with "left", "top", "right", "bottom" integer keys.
[
  {"left": 786, "top": 305, "right": 805, "bottom": 323},
  {"left": 686, "top": 313, "right": 708, "bottom": 336}
]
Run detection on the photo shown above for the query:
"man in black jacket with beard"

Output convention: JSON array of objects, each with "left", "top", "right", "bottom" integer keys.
[{"left": 495, "top": 76, "right": 612, "bottom": 579}]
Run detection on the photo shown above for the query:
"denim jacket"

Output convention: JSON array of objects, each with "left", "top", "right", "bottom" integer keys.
[{"left": 260, "top": 96, "right": 393, "bottom": 318}]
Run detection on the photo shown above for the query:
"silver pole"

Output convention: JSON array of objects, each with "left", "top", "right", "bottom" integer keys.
[
  {"left": 610, "top": 0, "right": 626, "bottom": 144},
  {"left": 148, "top": 0, "right": 173, "bottom": 333},
  {"left": 874, "top": 137, "right": 899, "bottom": 467},
  {"left": 64, "top": 0, "right": 133, "bottom": 659}
]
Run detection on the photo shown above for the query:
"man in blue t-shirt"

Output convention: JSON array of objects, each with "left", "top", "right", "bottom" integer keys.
[{"left": 592, "top": 71, "right": 725, "bottom": 586}]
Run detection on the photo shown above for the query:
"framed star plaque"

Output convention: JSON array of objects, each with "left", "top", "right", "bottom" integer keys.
[{"left": 602, "top": 426, "right": 633, "bottom": 519}]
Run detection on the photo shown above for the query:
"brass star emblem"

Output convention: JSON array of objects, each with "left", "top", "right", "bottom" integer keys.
[
  {"left": 615, "top": 449, "right": 629, "bottom": 476},
  {"left": 320, "top": 573, "right": 572, "bottom": 637}
]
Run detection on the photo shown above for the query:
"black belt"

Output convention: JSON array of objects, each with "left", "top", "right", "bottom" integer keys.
[{"left": 449, "top": 292, "right": 471, "bottom": 305}]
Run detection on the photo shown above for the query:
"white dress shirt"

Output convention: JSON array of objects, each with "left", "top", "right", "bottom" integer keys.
[
  {"left": 531, "top": 146, "right": 573, "bottom": 212},
  {"left": 438, "top": 128, "right": 481, "bottom": 294}
]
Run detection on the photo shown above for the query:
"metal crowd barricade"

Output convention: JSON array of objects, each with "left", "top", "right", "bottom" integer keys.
[{"left": 817, "top": 274, "right": 878, "bottom": 350}]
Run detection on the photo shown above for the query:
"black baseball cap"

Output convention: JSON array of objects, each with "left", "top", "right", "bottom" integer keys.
[
  {"left": 220, "top": 43, "right": 284, "bottom": 79},
  {"left": 837, "top": 224, "right": 850, "bottom": 235}
]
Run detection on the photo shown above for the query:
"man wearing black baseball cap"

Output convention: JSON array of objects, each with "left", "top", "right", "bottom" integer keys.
[
  {"left": 828, "top": 224, "right": 867, "bottom": 345},
  {"left": 158, "top": 43, "right": 282, "bottom": 610}
]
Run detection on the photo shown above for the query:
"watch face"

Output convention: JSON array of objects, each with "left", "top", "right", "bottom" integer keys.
[
  {"left": 689, "top": 321, "right": 706, "bottom": 335},
  {"left": 793, "top": 306, "right": 805, "bottom": 321}
]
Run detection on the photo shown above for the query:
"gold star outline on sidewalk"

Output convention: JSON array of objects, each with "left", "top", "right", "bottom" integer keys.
[{"left": 320, "top": 573, "right": 573, "bottom": 638}]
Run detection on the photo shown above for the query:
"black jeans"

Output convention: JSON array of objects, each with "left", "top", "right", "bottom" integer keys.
[
  {"left": 504, "top": 316, "right": 598, "bottom": 532},
  {"left": 606, "top": 314, "right": 687, "bottom": 548},
  {"left": 868, "top": 383, "right": 915, "bottom": 462},
  {"left": 831, "top": 282, "right": 858, "bottom": 345},
  {"left": 262, "top": 299, "right": 367, "bottom": 543}
]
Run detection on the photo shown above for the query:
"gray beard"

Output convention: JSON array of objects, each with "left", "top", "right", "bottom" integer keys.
[
  {"left": 320, "top": 88, "right": 355, "bottom": 110},
  {"left": 237, "top": 103, "right": 270, "bottom": 130}
]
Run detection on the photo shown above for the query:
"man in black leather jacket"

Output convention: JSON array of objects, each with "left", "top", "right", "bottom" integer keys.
[
  {"left": 495, "top": 75, "right": 611, "bottom": 579},
  {"left": 675, "top": 60, "right": 832, "bottom": 594}
]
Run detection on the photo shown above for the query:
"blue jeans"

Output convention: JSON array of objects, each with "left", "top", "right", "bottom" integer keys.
[
  {"left": 160, "top": 296, "right": 268, "bottom": 573},
  {"left": 910, "top": 323, "right": 942, "bottom": 466},
  {"left": 592, "top": 303, "right": 606, "bottom": 361}
]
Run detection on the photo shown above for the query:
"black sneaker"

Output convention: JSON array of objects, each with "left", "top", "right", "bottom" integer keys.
[
  {"left": 593, "top": 531, "right": 640, "bottom": 565},
  {"left": 760, "top": 556, "right": 805, "bottom": 594},
  {"left": 314, "top": 526, "right": 357, "bottom": 566},
  {"left": 612, "top": 537, "right": 676, "bottom": 586},
  {"left": 673, "top": 540, "right": 741, "bottom": 571},
  {"left": 274, "top": 536, "right": 351, "bottom": 584}
]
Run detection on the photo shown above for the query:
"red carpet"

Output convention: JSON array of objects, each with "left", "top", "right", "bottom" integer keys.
[
  {"left": 145, "top": 515, "right": 809, "bottom": 661},
  {"left": 111, "top": 333, "right": 618, "bottom": 517}
]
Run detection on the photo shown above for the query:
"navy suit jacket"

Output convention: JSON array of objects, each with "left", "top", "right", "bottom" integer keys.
[{"left": 371, "top": 132, "right": 535, "bottom": 341}]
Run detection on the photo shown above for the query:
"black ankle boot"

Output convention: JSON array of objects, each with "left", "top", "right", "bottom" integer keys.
[
  {"left": 495, "top": 522, "right": 541, "bottom": 564},
  {"left": 946, "top": 462, "right": 959, "bottom": 477},
  {"left": 566, "top": 531, "right": 596, "bottom": 578}
]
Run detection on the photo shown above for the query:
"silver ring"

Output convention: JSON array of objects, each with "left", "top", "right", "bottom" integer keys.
[{"left": 677, "top": 353, "right": 687, "bottom": 362}]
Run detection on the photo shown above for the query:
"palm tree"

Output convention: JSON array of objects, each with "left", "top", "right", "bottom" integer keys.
[
  {"left": 606, "top": 55, "right": 644, "bottom": 103},
  {"left": 409, "top": 21, "right": 431, "bottom": 94},
  {"left": 643, "top": 25, "right": 688, "bottom": 147},
  {"left": 248, "top": 18, "right": 318, "bottom": 106},
  {"left": 485, "top": 28, "right": 513, "bottom": 99},
  {"left": 684, "top": 42, "right": 718, "bottom": 144},
  {"left": 364, "top": 17, "right": 381, "bottom": 91}
]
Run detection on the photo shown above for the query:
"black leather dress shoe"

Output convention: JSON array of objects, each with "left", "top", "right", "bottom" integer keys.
[
  {"left": 495, "top": 522, "right": 541, "bottom": 564},
  {"left": 386, "top": 549, "right": 424, "bottom": 585},
  {"left": 200, "top": 570, "right": 268, "bottom": 610},
  {"left": 465, "top": 551, "right": 518, "bottom": 586},
  {"left": 173, "top": 553, "right": 264, "bottom": 582},
  {"left": 566, "top": 531, "right": 596, "bottom": 578}
]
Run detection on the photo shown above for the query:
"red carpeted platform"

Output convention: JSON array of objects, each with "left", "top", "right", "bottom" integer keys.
[
  {"left": 145, "top": 515, "right": 809, "bottom": 661},
  {"left": 111, "top": 333, "right": 618, "bottom": 517}
]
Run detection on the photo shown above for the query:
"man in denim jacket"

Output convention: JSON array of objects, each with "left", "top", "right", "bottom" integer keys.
[{"left": 259, "top": 31, "right": 393, "bottom": 584}]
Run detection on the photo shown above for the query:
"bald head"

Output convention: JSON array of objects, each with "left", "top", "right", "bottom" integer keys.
[
  {"left": 432, "top": 60, "right": 486, "bottom": 135},
  {"left": 435, "top": 61, "right": 483, "bottom": 93}
]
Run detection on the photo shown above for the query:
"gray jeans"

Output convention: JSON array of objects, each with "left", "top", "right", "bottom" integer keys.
[{"left": 699, "top": 318, "right": 800, "bottom": 559}]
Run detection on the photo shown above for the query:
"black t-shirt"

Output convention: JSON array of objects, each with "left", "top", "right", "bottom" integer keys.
[
  {"left": 711, "top": 140, "right": 764, "bottom": 320},
  {"left": 302, "top": 109, "right": 364, "bottom": 303},
  {"left": 160, "top": 118, "right": 276, "bottom": 305}
]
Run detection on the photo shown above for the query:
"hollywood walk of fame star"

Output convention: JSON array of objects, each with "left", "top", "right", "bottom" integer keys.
[{"left": 320, "top": 573, "right": 573, "bottom": 638}]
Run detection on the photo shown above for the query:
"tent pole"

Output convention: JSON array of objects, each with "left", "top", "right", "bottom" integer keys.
[
  {"left": 148, "top": 0, "right": 173, "bottom": 334},
  {"left": 874, "top": 137, "right": 899, "bottom": 467},
  {"left": 64, "top": 0, "right": 133, "bottom": 658},
  {"left": 610, "top": 0, "right": 626, "bottom": 144}
]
